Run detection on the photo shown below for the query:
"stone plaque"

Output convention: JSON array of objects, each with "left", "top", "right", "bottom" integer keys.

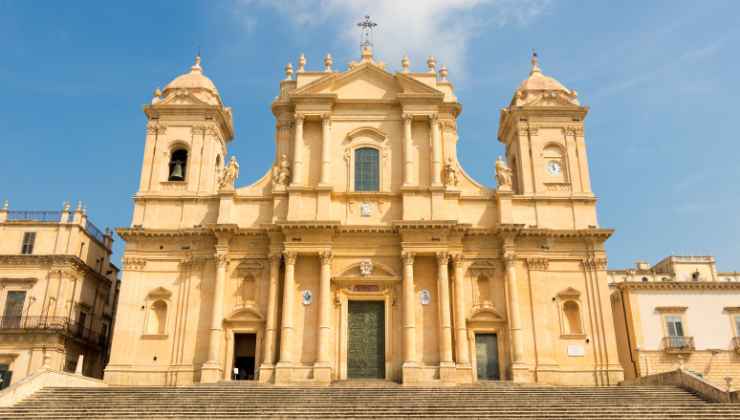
[
  {"left": 567, "top": 345, "right": 585, "bottom": 357},
  {"left": 354, "top": 284, "right": 380, "bottom": 292},
  {"left": 302, "top": 290, "right": 313, "bottom": 305},
  {"left": 420, "top": 289, "right": 431, "bottom": 305}
]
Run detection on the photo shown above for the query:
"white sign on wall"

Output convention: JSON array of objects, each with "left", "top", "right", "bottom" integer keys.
[
  {"left": 420, "top": 289, "right": 431, "bottom": 305},
  {"left": 567, "top": 345, "right": 585, "bottom": 357},
  {"left": 302, "top": 290, "right": 313, "bottom": 305}
]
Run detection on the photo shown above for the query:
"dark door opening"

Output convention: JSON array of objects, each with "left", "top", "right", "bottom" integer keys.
[
  {"left": 233, "top": 333, "right": 256, "bottom": 380},
  {"left": 475, "top": 333, "right": 500, "bottom": 380},
  {"left": 0, "top": 364, "right": 11, "bottom": 390},
  {"left": 347, "top": 301, "right": 385, "bottom": 379}
]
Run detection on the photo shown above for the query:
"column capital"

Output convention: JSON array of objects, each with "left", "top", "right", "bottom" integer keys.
[
  {"left": 402, "top": 112, "right": 414, "bottom": 122},
  {"left": 294, "top": 112, "right": 305, "bottom": 123},
  {"left": 526, "top": 257, "right": 549, "bottom": 271},
  {"left": 402, "top": 252, "right": 415, "bottom": 266},
  {"left": 318, "top": 250, "right": 333, "bottom": 265},
  {"left": 436, "top": 251, "right": 450, "bottom": 266},
  {"left": 269, "top": 253, "right": 282, "bottom": 264},
  {"left": 451, "top": 253, "right": 464, "bottom": 266},
  {"left": 215, "top": 251, "right": 229, "bottom": 268},
  {"left": 428, "top": 112, "right": 439, "bottom": 123},
  {"left": 283, "top": 251, "right": 297, "bottom": 265},
  {"left": 503, "top": 251, "right": 517, "bottom": 266},
  {"left": 321, "top": 112, "right": 331, "bottom": 122}
]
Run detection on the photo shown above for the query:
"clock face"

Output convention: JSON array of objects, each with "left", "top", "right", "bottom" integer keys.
[{"left": 546, "top": 161, "right": 562, "bottom": 176}]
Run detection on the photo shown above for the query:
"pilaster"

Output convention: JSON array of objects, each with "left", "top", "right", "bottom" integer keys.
[
  {"left": 275, "top": 251, "right": 297, "bottom": 384},
  {"left": 401, "top": 251, "right": 419, "bottom": 384},
  {"left": 314, "top": 250, "right": 333, "bottom": 383}
]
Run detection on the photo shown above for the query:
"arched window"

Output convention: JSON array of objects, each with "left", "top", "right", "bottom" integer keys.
[
  {"left": 168, "top": 149, "right": 188, "bottom": 181},
  {"left": 147, "top": 300, "right": 168, "bottom": 335},
  {"left": 354, "top": 147, "right": 379, "bottom": 191},
  {"left": 563, "top": 301, "right": 583, "bottom": 335}
]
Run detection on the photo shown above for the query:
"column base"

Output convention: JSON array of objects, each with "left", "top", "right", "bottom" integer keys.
[
  {"left": 200, "top": 362, "right": 224, "bottom": 383},
  {"left": 402, "top": 362, "right": 421, "bottom": 385},
  {"left": 274, "top": 362, "right": 294, "bottom": 384},
  {"left": 313, "top": 363, "right": 332, "bottom": 384},
  {"left": 439, "top": 362, "right": 457, "bottom": 384},
  {"left": 511, "top": 363, "right": 534, "bottom": 383},
  {"left": 258, "top": 364, "right": 275, "bottom": 383}
]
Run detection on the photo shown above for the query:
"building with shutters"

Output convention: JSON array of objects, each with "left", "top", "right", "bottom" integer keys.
[
  {"left": 104, "top": 46, "right": 624, "bottom": 387},
  {"left": 609, "top": 256, "right": 740, "bottom": 388},
  {"left": 0, "top": 202, "right": 119, "bottom": 389}
]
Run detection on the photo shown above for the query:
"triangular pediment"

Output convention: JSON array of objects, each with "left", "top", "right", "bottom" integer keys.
[{"left": 292, "top": 63, "right": 442, "bottom": 100}]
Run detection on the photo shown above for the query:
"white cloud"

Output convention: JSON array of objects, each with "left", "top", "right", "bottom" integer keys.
[{"left": 234, "top": 0, "right": 550, "bottom": 79}]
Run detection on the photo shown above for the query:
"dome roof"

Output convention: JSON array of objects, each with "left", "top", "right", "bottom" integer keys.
[
  {"left": 160, "top": 56, "right": 222, "bottom": 105},
  {"left": 510, "top": 53, "right": 579, "bottom": 107}
]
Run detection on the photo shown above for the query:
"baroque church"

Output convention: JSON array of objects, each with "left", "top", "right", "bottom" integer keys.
[{"left": 104, "top": 44, "right": 624, "bottom": 387}]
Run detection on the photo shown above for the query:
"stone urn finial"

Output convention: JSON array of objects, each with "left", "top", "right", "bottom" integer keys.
[
  {"left": 324, "top": 54, "right": 333, "bottom": 72},
  {"left": 298, "top": 53, "right": 306, "bottom": 72},
  {"left": 284, "top": 62, "right": 293, "bottom": 80},
  {"left": 401, "top": 55, "right": 410, "bottom": 73},
  {"left": 427, "top": 55, "right": 437, "bottom": 73}
]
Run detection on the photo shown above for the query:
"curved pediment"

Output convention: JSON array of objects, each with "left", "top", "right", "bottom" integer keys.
[
  {"left": 147, "top": 287, "right": 172, "bottom": 300},
  {"left": 225, "top": 304, "right": 264, "bottom": 323},
  {"left": 337, "top": 261, "right": 398, "bottom": 278},
  {"left": 468, "top": 304, "right": 505, "bottom": 323},
  {"left": 345, "top": 127, "right": 387, "bottom": 143},
  {"left": 557, "top": 287, "right": 581, "bottom": 299}
]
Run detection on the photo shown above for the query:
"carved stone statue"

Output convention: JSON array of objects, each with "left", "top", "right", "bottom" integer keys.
[
  {"left": 218, "top": 156, "right": 240, "bottom": 190},
  {"left": 495, "top": 156, "right": 513, "bottom": 191},
  {"left": 272, "top": 154, "right": 291, "bottom": 187},
  {"left": 443, "top": 158, "right": 458, "bottom": 187}
]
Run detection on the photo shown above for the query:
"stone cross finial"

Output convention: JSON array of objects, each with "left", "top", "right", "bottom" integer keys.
[
  {"left": 324, "top": 54, "right": 333, "bottom": 72},
  {"left": 530, "top": 50, "right": 541, "bottom": 75},
  {"left": 192, "top": 54, "right": 202, "bottom": 72},
  {"left": 357, "top": 15, "right": 377, "bottom": 49},
  {"left": 439, "top": 64, "right": 448, "bottom": 81},
  {"left": 284, "top": 62, "right": 293, "bottom": 80},
  {"left": 298, "top": 53, "right": 306, "bottom": 72},
  {"left": 401, "top": 55, "right": 410, "bottom": 73},
  {"left": 427, "top": 56, "right": 437, "bottom": 73}
]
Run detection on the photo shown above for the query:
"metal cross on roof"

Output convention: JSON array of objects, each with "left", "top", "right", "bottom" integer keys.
[{"left": 357, "top": 15, "right": 377, "bottom": 48}]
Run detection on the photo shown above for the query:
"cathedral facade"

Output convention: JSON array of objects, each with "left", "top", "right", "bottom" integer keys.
[{"left": 104, "top": 47, "right": 623, "bottom": 386}]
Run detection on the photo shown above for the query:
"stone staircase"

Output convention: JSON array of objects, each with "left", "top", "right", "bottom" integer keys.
[{"left": 2, "top": 381, "right": 740, "bottom": 419}]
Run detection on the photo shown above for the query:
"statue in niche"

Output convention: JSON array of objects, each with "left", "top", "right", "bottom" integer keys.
[
  {"left": 218, "top": 156, "right": 240, "bottom": 189},
  {"left": 272, "top": 154, "right": 291, "bottom": 187},
  {"left": 443, "top": 158, "right": 459, "bottom": 187},
  {"left": 495, "top": 156, "right": 513, "bottom": 191}
]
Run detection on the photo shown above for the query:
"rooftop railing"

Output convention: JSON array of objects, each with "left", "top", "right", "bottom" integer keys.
[
  {"left": 6, "top": 211, "right": 70, "bottom": 222},
  {"left": 85, "top": 219, "right": 106, "bottom": 244}
]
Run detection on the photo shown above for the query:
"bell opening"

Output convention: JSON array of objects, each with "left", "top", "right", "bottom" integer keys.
[{"left": 168, "top": 149, "right": 188, "bottom": 181}]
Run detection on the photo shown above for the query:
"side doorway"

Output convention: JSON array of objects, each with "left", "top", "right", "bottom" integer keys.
[
  {"left": 0, "top": 364, "right": 11, "bottom": 390},
  {"left": 475, "top": 333, "right": 500, "bottom": 380}
]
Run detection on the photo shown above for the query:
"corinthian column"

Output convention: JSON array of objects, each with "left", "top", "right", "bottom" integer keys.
[
  {"left": 430, "top": 113, "right": 442, "bottom": 186},
  {"left": 202, "top": 247, "right": 228, "bottom": 382},
  {"left": 505, "top": 252, "right": 525, "bottom": 366},
  {"left": 291, "top": 113, "right": 304, "bottom": 186},
  {"left": 319, "top": 114, "right": 332, "bottom": 186},
  {"left": 402, "top": 252, "right": 417, "bottom": 367},
  {"left": 402, "top": 113, "right": 413, "bottom": 186},
  {"left": 314, "top": 251, "right": 333, "bottom": 382},
  {"left": 436, "top": 252, "right": 454, "bottom": 366},
  {"left": 260, "top": 254, "right": 281, "bottom": 373},
  {"left": 278, "top": 252, "right": 297, "bottom": 365},
  {"left": 452, "top": 254, "right": 470, "bottom": 366}
]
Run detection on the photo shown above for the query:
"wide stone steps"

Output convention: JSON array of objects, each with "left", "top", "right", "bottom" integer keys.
[{"left": 3, "top": 383, "right": 740, "bottom": 419}]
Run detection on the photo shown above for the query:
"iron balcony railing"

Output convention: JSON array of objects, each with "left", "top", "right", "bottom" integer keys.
[
  {"left": 0, "top": 316, "right": 106, "bottom": 347},
  {"left": 662, "top": 336, "right": 695, "bottom": 353},
  {"left": 6, "top": 211, "right": 71, "bottom": 222}
]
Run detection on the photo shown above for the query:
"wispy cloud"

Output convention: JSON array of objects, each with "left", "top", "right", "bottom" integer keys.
[{"left": 232, "top": 0, "right": 550, "bottom": 79}]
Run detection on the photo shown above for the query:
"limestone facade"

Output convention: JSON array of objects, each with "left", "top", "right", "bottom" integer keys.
[
  {"left": 610, "top": 256, "right": 740, "bottom": 388},
  {"left": 104, "top": 49, "right": 623, "bottom": 386},
  {"left": 0, "top": 202, "right": 119, "bottom": 388}
]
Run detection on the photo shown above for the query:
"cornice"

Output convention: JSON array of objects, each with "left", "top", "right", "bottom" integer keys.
[
  {"left": 616, "top": 281, "right": 740, "bottom": 291},
  {"left": 117, "top": 227, "right": 212, "bottom": 240},
  {"left": 0, "top": 254, "right": 111, "bottom": 284}
]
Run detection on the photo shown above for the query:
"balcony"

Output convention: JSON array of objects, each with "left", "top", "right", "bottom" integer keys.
[
  {"left": 662, "top": 336, "right": 695, "bottom": 354},
  {"left": 0, "top": 316, "right": 106, "bottom": 348}
]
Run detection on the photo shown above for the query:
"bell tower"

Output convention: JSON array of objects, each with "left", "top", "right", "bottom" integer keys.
[
  {"left": 497, "top": 53, "right": 596, "bottom": 227},
  {"left": 135, "top": 56, "right": 234, "bottom": 200}
]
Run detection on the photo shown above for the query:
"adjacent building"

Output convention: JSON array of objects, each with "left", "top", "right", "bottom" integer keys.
[
  {"left": 0, "top": 201, "right": 119, "bottom": 389},
  {"left": 610, "top": 256, "right": 740, "bottom": 387},
  {"left": 104, "top": 47, "right": 623, "bottom": 387}
]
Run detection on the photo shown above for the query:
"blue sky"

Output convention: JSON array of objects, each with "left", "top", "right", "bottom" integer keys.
[{"left": 1, "top": 1, "right": 738, "bottom": 270}]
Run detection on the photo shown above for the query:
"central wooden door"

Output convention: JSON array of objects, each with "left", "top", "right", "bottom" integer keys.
[
  {"left": 347, "top": 301, "right": 385, "bottom": 379},
  {"left": 475, "top": 333, "right": 500, "bottom": 380}
]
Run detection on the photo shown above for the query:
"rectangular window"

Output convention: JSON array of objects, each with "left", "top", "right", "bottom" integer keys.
[
  {"left": 2, "top": 291, "right": 26, "bottom": 328},
  {"left": 354, "top": 148, "right": 380, "bottom": 192},
  {"left": 20, "top": 232, "right": 36, "bottom": 255},
  {"left": 666, "top": 315, "right": 684, "bottom": 337}
]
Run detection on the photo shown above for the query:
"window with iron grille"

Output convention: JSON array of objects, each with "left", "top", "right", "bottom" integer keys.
[
  {"left": 354, "top": 148, "right": 379, "bottom": 192},
  {"left": 21, "top": 232, "right": 36, "bottom": 255},
  {"left": 666, "top": 315, "right": 684, "bottom": 337}
]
